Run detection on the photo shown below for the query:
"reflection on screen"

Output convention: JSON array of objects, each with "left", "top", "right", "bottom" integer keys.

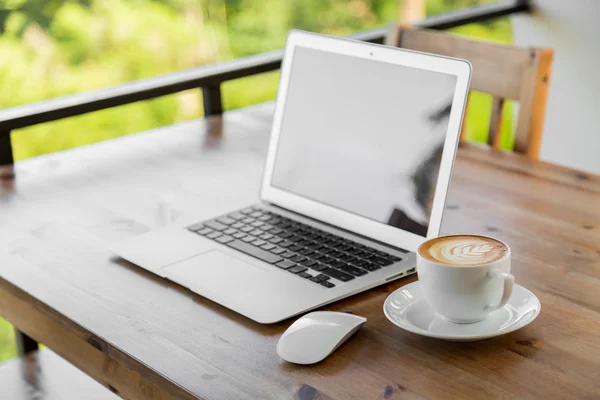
[{"left": 271, "top": 47, "right": 457, "bottom": 237}]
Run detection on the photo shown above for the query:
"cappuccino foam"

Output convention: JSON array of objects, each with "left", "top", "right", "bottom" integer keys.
[{"left": 419, "top": 235, "right": 507, "bottom": 266}]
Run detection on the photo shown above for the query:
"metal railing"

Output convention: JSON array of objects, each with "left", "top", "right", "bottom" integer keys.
[{"left": 0, "top": 0, "right": 530, "bottom": 166}]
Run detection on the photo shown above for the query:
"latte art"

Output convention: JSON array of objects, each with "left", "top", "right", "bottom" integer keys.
[{"left": 419, "top": 235, "right": 507, "bottom": 266}]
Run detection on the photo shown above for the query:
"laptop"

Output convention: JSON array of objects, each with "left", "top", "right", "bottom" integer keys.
[{"left": 111, "top": 30, "right": 471, "bottom": 323}]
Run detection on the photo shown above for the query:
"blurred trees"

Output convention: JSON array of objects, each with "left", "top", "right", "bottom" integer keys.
[{"left": 0, "top": 0, "right": 509, "bottom": 160}]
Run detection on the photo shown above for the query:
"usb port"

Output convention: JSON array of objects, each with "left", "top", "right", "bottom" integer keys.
[{"left": 406, "top": 267, "right": 416, "bottom": 274}]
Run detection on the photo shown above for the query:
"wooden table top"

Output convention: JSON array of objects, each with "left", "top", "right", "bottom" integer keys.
[{"left": 1, "top": 103, "right": 599, "bottom": 400}]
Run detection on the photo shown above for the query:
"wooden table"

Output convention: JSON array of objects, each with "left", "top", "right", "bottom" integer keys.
[{"left": 1, "top": 103, "right": 599, "bottom": 400}]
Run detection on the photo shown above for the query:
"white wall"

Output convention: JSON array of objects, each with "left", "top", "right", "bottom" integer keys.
[{"left": 512, "top": 0, "right": 600, "bottom": 174}]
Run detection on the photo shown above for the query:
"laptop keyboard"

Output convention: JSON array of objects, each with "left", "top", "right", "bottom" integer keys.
[{"left": 187, "top": 206, "right": 408, "bottom": 289}]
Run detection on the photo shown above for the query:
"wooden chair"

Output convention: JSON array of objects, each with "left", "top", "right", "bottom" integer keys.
[{"left": 386, "top": 26, "right": 554, "bottom": 159}]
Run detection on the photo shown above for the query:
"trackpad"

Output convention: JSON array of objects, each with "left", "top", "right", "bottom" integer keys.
[{"left": 162, "top": 249, "right": 266, "bottom": 294}]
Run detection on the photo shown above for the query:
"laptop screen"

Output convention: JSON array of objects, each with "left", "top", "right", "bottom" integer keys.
[{"left": 271, "top": 46, "right": 458, "bottom": 237}]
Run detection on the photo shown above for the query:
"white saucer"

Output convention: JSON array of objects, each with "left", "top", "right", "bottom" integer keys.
[{"left": 383, "top": 281, "right": 541, "bottom": 342}]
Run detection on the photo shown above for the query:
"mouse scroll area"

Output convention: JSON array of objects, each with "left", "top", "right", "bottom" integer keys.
[{"left": 276, "top": 311, "right": 366, "bottom": 364}]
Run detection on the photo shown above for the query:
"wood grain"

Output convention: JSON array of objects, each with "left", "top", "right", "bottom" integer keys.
[
  {"left": 387, "top": 26, "right": 554, "bottom": 159},
  {"left": 1, "top": 102, "right": 599, "bottom": 399}
]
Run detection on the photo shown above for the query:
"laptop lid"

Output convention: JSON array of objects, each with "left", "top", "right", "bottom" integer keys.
[{"left": 260, "top": 30, "right": 471, "bottom": 253}]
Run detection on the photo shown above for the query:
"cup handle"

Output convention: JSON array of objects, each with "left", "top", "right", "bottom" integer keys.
[{"left": 485, "top": 270, "right": 515, "bottom": 312}]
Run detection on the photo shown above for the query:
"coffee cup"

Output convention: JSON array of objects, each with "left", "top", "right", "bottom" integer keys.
[{"left": 417, "top": 234, "right": 514, "bottom": 324}]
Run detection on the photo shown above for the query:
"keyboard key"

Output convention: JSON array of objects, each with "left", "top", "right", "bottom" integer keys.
[
  {"left": 216, "top": 235, "right": 234, "bottom": 244},
  {"left": 290, "top": 255, "right": 306, "bottom": 263},
  {"left": 242, "top": 236, "right": 256, "bottom": 243},
  {"left": 321, "top": 256, "right": 335, "bottom": 265},
  {"left": 373, "top": 257, "right": 394, "bottom": 267},
  {"left": 197, "top": 227, "right": 213, "bottom": 236},
  {"left": 270, "top": 247, "right": 285, "bottom": 255},
  {"left": 329, "top": 250, "right": 343, "bottom": 258},
  {"left": 288, "top": 265, "right": 308, "bottom": 274},
  {"left": 360, "top": 263, "right": 381, "bottom": 272},
  {"left": 232, "top": 232, "right": 246, "bottom": 239},
  {"left": 279, "top": 241, "right": 293, "bottom": 248},
  {"left": 228, "top": 212, "right": 246, "bottom": 221},
  {"left": 298, "top": 272, "right": 313, "bottom": 279},
  {"left": 321, "top": 268, "right": 354, "bottom": 282},
  {"left": 240, "top": 207, "right": 254, "bottom": 214},
  {"left": 227, "top": 240, "right": 283, "bottom": 264},
  {"left": 261, "top": 225, "right": 273, "bottom": 232},
  {"left": 300, "top": 259, "right": 317, "bottom": 267},
  {"left": 267, "top": 218, "right": 282, "bottom": 225},
  {"left": 278, "top": 222, "right": 292, "bottom": 229},
  {"left": 388, "top": 255, "right": 402, "bottom": 262},
  {"left": 216, "top": 216, "right": 236, "bottom": 226},
  {"left": 310, "top": 274, "right": 330, "bottom": 283},
  {"left": 270, "top": 228, "right": 283, "bottom": 235},
  {"left": 279, "top": 232, "right": 293, "bottom": 239},
  {"left": 320, "top": 281, "right": 335, "bottom": 288},
  {"left": 312, "top": 253, "right": 326, "bottom": 261},
  {"left": 249, "top": 212, "right": 263, "bottom": 218},
  {"left": 338, "top": 264, "right": 368, "bottom": 276},
  {"left": 289, "top": 245, "right": 303, "bottom": 252},
  {"left": 231, "top": 222, "right": 245, "bottom": 229},
  {"left": 269, "top": 237, "right": 283, "bottom": 244},
  {"left": 251, "top": 221, "right": 264, "bottom": 228},
  {"left": 240, "top": 226, "right": 253, "bottom": 233},
  {"left": 298, "top": 248, "right": 314, "bottom": 256},
  {"left": 282, "top": 251, "right": 297, "bottom": 259},
  {"left": 223, "top": 228, "right": 237, "bottom": 235},
  {"left": 363, "top": 253, "right": 378, "bottom": 261},
  {"left": 258, "top": 215, "right": 271, "bottom": 222},
  {"left": 310, "top": 263, "right": 327, "bottom": 272},
  {"left": 187, "top": 223, "right": 205, "bottom": 231},
  {"left": 276, "top": 260, "right": 296, "bottom": 270},
  {"left": 207, "top": 231, "right": 223, "bottom": 239},
  {"left": 251, "top": 239, "right": 266, "bottom": 247},
  {"left": 251, "top": 205, "right": 262, "bottom": 211},
  {"left": 261, "top": 243, "right": 276, "bottom": 251},
  {"left": 259, "top": 233, "right": 274, "bottom": 240},
  {"left": 250, "top": 229, "right": 264, "bottom": 236},
  {"left": 204, "top": 220, "right": 228, "bottom": 231},
  {"left": 242, "top": 218, "right": 255, "bottom": 224}
]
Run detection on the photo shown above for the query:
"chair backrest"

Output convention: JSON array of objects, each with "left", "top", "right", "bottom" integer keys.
[{"left": 386, "top": 26, "right": 554, "bottom": 159}]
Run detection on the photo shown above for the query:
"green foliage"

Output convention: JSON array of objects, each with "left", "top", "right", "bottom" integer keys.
[
  {"left": 0, "top": 0, "right": 512, "bottom": 363},
  {"left": 0, "top": 318, "right": 16, "bottom": 362}
]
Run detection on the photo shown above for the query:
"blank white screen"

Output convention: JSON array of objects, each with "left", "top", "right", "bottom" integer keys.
[{"left": 271, "top": 47, "right": 457, "bottom": 237}]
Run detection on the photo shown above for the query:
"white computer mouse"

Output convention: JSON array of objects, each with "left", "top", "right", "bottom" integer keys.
[{"left": 276, "top": 311, "right": 367, "bottom": 364}]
